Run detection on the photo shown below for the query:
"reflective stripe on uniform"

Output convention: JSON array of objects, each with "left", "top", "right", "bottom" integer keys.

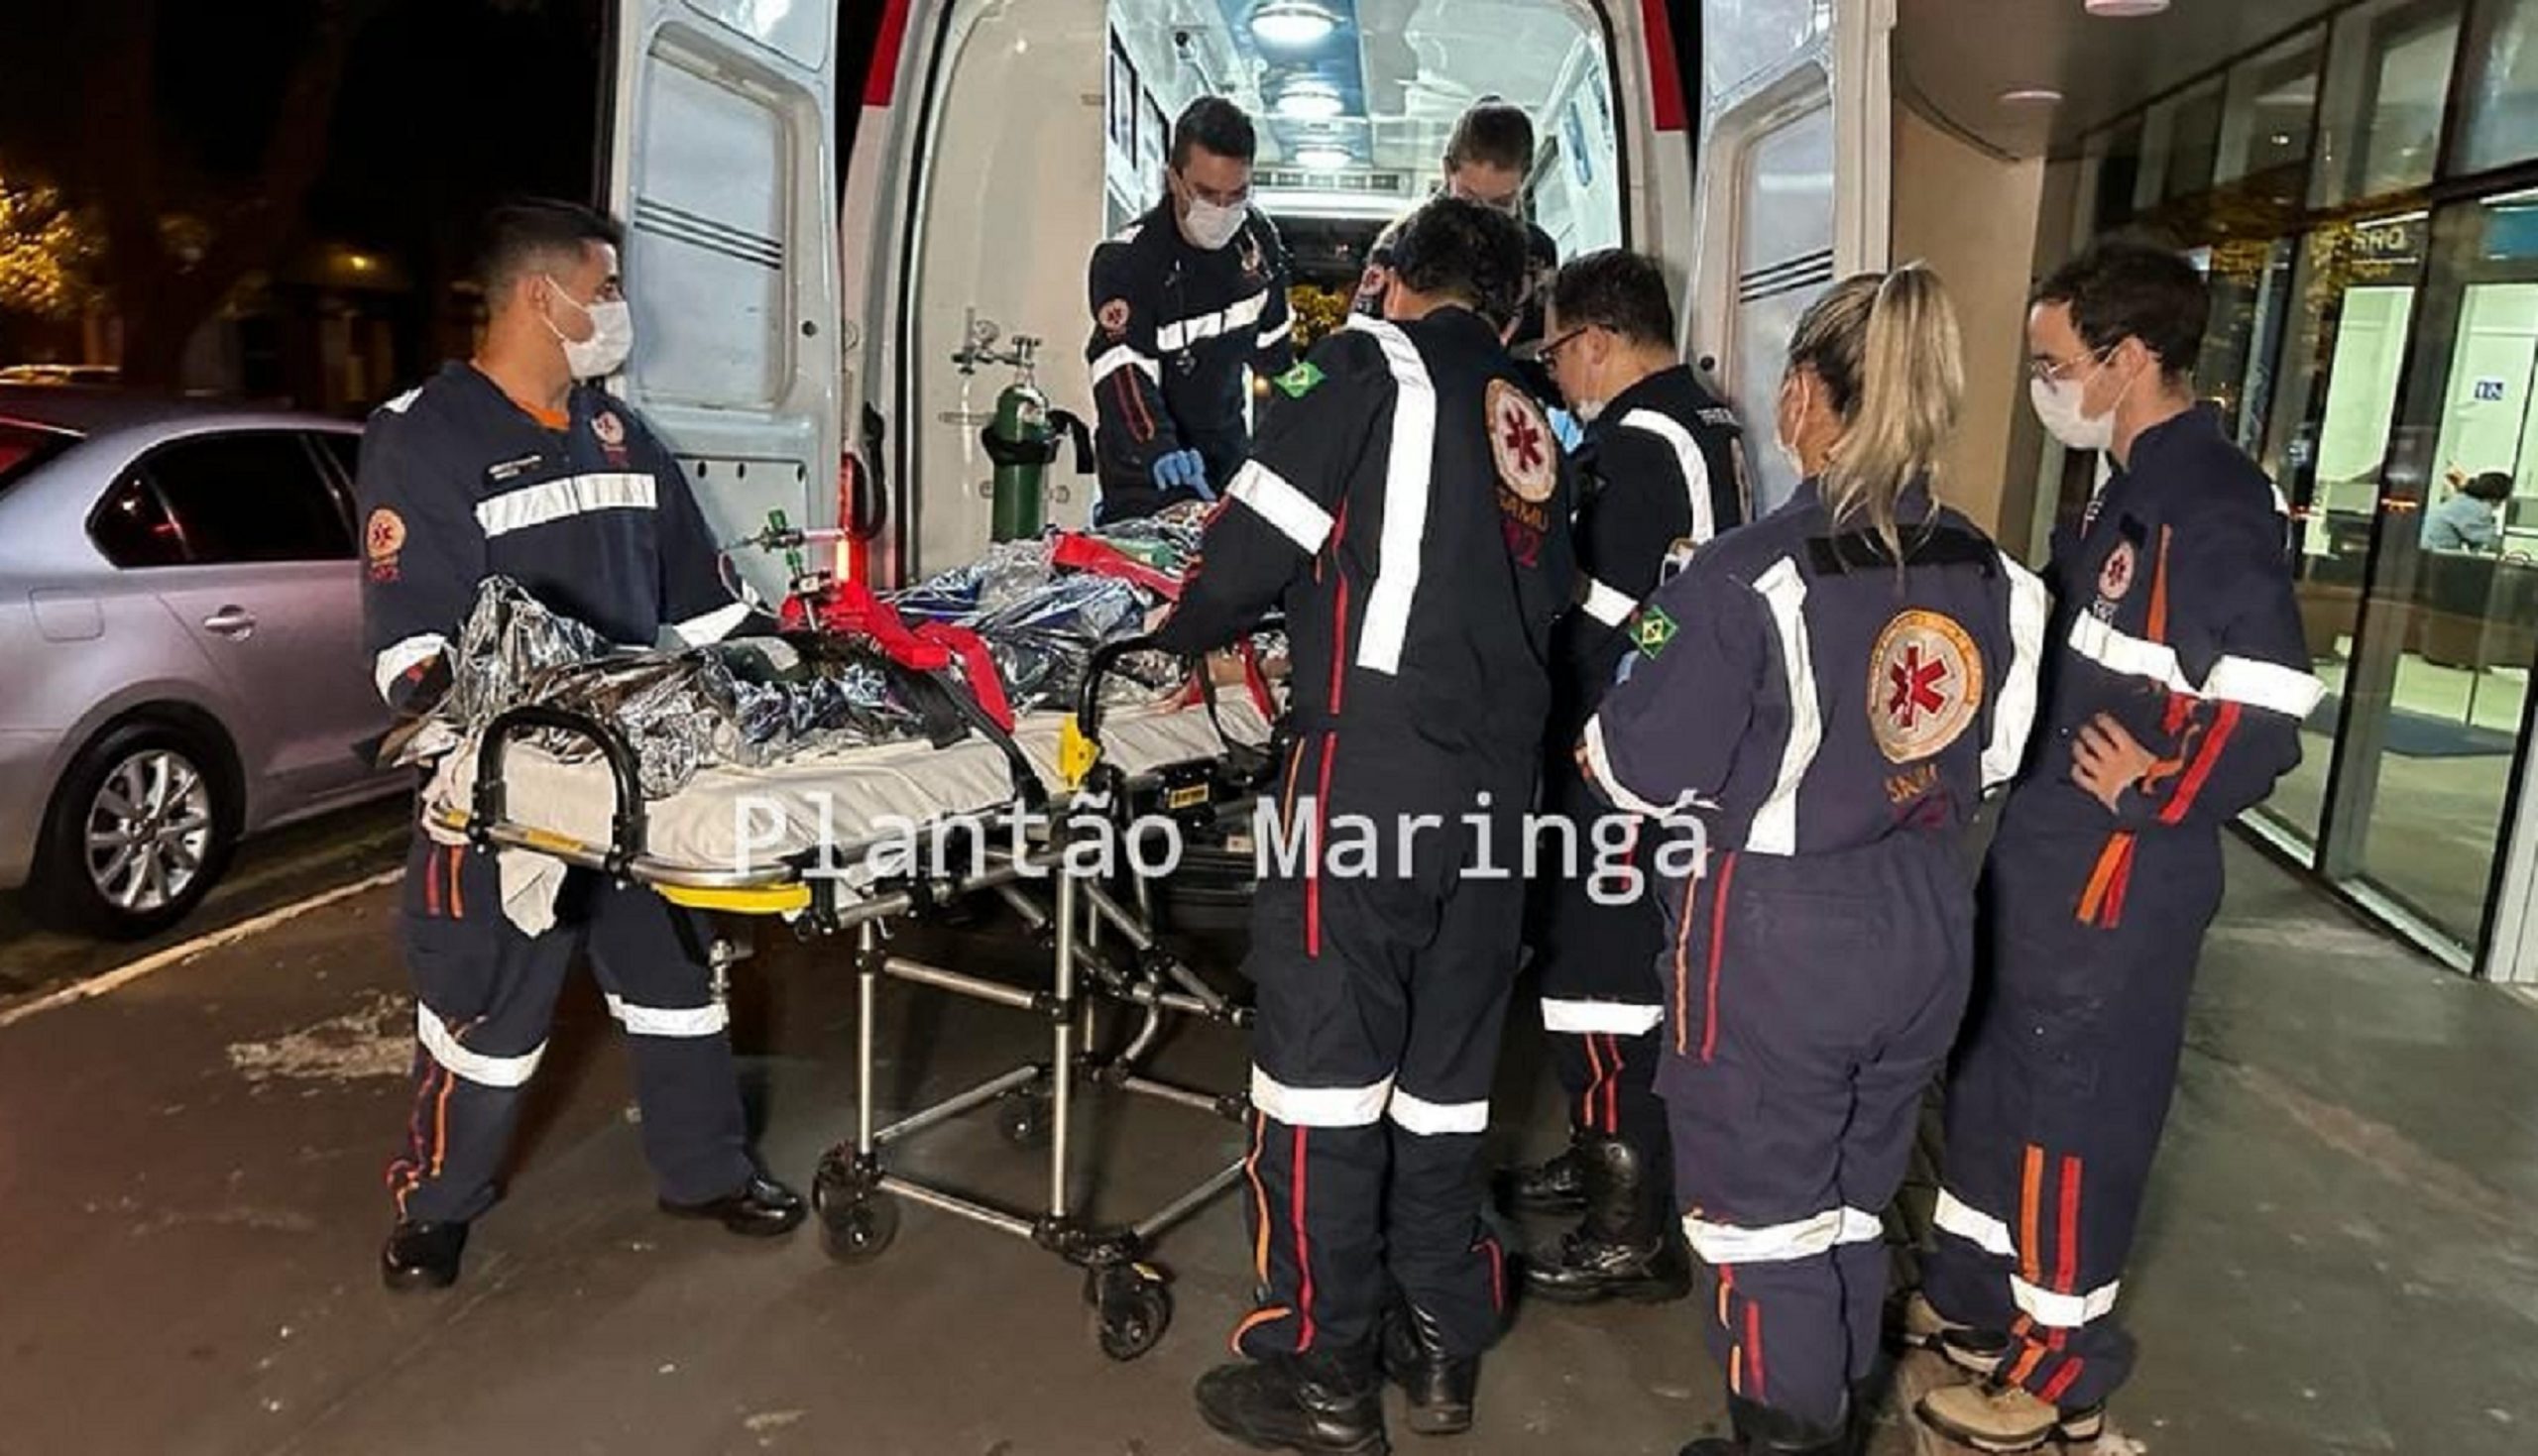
[
  {"left": 604, "top": 992, "right": 730, "bottom": 1038},
  {"left": 1744, "top": 557, "right": 1820, "bottom": 855},
  {"left": 1157, "top": 289, "right": 1271, "bottom": 352},
  {"left": 417, "top": 1003, "right": 544, "bottom": 1088},
  {"left": 1541, "top": 997, "right": 1667, "bottom": 1035},
  {"left": 1581, "top": 713, "right": 1680, "bottom": 818},
  {"left": 1091, "top": 343, "right": 1161, "bottom": 386},
  {"left": 1347, "top": 316, "right": 1437, "bottom": 676},
  {"left": 1931, "top": 1187, "right": 2017, "bottom": 1257},
  {"left": 1251, "top": 1064, "right": 1393, "bottom": 1127},
  {"left": 1984, "top": 552, "right": 2051, "bottom": 790},
  {"left": 1617, "top": 407, "right": 1716, "bottom": 544},
  {"left": 1228, "top": 460, "right": 1335, "bottom": 553},
  {"left": 2011, "top": 1273, "right": 2123, "bottom": 1328},
  {"left": 2066, "top": 614, "right": 2325, "bottom": 718},
  {"left": 1682, "top": 1205, "right": 1882, "bottom": 1265},
  {"left": 476, "top": 472, "right": 657, "bottom": 539},
  {"left": 1388, "top": 1088, "right": 1489, "bottom": 1136},
  {"left": 1581, "top": 576, "right": 1637, "bottom": 627},
  {"left": 1256, "top": 315, "right": 1293, "bottom": 351},
  {"left": 373, "top": 631, "right": 448, "bottom": 704}
]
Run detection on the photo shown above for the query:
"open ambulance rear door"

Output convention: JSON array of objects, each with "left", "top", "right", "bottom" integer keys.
[
  {"left": 1687, "top": 0, "right": 1896, "bottom": 514},
  {"left": 601, "top": 1, "right": 854, "bottom": 606}
]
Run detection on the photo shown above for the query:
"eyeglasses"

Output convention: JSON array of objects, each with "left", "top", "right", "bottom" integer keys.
[
  {"left": 2028, "top": 344, "right": 2114, "bottom": 385},
  {"left": 1537, "top": 327, "right": 1591, "bottom": 366}
]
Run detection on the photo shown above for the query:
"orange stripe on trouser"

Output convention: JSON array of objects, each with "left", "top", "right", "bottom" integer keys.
[
  {"left": 1602, "top": 1036, "right": 1621, "bottom": 1133},
  {"left": 1582, "top": 1033, "right": 1605, "bottom": 1131},
  {"left": 2076, "top": 832, "right": 2135, "bottom": 928},
  {"left": 1671, "top": 876, "right": 1698, "bottom": 1054},
  {"left": 1291, "top": 1125, "right": 1317, "bottom": 1351},
  {"left": 1701, "top": 853, "right": 1737, "bottom": 1063}
]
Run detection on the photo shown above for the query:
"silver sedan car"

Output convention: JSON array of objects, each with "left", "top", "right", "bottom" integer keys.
[{"left": 0, "top": 389, "right": 403, "bottom": 939}]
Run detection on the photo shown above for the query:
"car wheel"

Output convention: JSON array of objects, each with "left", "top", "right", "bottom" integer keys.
[{"left": 29, "top": 721, "right": 238, "bottom": 941}]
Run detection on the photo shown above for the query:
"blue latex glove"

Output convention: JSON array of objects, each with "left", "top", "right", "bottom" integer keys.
[{"left": 1151, "top": 448, "right": 1213, "bottom": 500}]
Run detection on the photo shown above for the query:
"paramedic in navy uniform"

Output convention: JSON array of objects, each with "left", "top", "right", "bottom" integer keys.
[
  {"left": 1506, "top": 248, "right": 1750, "bottom": 1307},
  {"left": 1086, "top": 95, "right": 1295, "bottom": 522},
  {"left": 358, "top": 200, "right": 804, "bottom": 1292},
  {"left": 1913, "top": 242, "right": 2324, "bottom": 1454},
  {"left": 1153, "top": 197, "right": 1572, "bottom": 1453},
  {"left": 1581, "top": 268, "right": 2046, "bottom": 1456}
]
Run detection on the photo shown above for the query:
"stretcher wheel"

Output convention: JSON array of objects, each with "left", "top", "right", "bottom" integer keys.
[
  {"left": 997, "top": 1088, "right": 1054, "bottom": 1149},
  {"left": 819, "top": 1193, "right": 899, "bottom": 1264},
  {"left": 1091, "top": 1265, "right": 1171, "bottom": 1361}
]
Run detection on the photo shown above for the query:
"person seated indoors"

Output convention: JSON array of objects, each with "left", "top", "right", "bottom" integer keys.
[{"left": 2423, "top": 468, "right": 2513, "bottom": 553}]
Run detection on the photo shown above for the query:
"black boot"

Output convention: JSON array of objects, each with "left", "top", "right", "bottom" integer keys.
[
  {"left": 1679, "top": 1395, "right": 1857, "bottom": 1456},
  {"left": 1495, "top": 1130, "right": 1589, "bottom": 1213},
  {"left": 1196, "top": 1341, "right": 1389, "bottom": 1455},
  {"left": 381, "top": 1220, "right": 468, "bottom": 1291},
  {"left": 1524, "top": 1134, "right": 1692, "bottom": 1304},
  {"left": 1381, "top": 1297, "right": 1479, "bottom": 1436}
]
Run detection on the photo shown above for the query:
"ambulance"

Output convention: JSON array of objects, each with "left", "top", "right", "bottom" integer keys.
[{"left": 597, "top": 0, "right": 1896, "bottom": 601}]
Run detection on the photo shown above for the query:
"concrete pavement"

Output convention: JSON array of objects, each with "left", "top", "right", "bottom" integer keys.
[{"left": 0, "top": 836, "right": 2531, "bottom": 1455}]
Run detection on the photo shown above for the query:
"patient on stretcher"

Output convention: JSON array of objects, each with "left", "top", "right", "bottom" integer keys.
[{"left": 402, "top": 512, "right": 1280, "bottom": 802}]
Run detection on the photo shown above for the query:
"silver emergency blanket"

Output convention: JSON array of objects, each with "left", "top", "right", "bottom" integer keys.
[{"left": 436, "top": 515, "right": 1217, "bottom": 800}]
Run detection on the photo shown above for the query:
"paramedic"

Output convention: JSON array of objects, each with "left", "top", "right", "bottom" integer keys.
[
  {"left": 1086, "top": 95, "right": 1294, "bottom": 521},
  {"left": 359, "top": 199, "right": 803, "bottom": 1292},
  {"left": 1914, "top": 242, "right": 2323, "bottom": 1453},
  {"left": 1352, "top": 98, "right": 1559, "bottom": 352},
  {"left": 1154, "top": 197, "right": 1572, "bottom": 1452},
  {"left": 1581, "top": 267, "right": 2047, "bottom": 1456},
  {"left": 1505, "top": 248, "right": 1749, "bottom": 1306}
]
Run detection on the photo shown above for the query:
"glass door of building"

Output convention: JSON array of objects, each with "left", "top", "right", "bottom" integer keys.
[{"left": 2311, "top": 190, "right": 2538, "bottom": 960}]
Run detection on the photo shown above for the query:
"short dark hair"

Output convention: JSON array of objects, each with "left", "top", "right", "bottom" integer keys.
[
  {"left": 1388, "top": 197, "right": 1531, "bottom": 327},
  {"left": 1445, "top": 99, "right": 1534, "bottom": 173},
  {"left": 2034, "top": 239, "right": 2210, "bottom": 379},
  {"left": 1549, "top": 249, "right": 1676, "bottom": 348},
  {"left": 476, "top": 199, "right": 622, "bottom": 304},
  {"left": 2467, "top": 470, "right": 2516, "bottom": 504},
  {"left": 1172, "top": 96, "right": 1256, "bottom": 169}
]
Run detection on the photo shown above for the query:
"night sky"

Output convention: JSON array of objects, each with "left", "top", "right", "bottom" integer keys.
[{"left": 0, "top": 0, "right": 611, "bottom": 395}]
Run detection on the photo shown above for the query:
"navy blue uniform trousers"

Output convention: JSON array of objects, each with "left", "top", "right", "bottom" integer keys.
[
  {"left": 387, "top": 831, "right": 753, "bottom": 1224},
  {"left": 1923, "top": 826, "right": 2223, "bottom": 1410},
  {"left": 1660, "top": 835, "right": 1973, "bottom": 1431}
]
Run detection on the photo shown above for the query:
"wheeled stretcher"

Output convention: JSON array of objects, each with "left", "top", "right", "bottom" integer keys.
[{"left": 424, "top": 635, "right": 1280, "bottom": 1360}]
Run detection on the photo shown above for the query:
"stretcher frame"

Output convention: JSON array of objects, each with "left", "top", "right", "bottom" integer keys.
[{"left": 428, "top": 634, "right": 1273, "bottom": 1360}]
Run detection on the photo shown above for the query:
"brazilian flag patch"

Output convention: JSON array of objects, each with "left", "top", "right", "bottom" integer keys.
[
  {"left": 1631, "top": 605, "right": 1679, "bottom": 656},
  {"left": 1274, "top": 361, "right": 1326, "bottom": 399}
]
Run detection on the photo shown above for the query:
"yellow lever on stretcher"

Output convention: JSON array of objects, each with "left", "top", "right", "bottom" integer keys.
[
  {"left": 658, "top": 882, "right": 814, "bottom": 916},
  {"left": 1058, "top": 718, "right": 1101, "bottom": 788}
]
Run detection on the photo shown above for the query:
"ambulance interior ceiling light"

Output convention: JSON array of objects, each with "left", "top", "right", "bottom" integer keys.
[
  {"left": 1250, "top": 1, "right": 1339, "bottom": 50},
  {"left": 2084, "top": 0, "right": 2172, "bottom": 15},
  {"left": 2000, "top": 87, "right": 2065, "bottom": 106},
  {"left": 1295, "top": 144, "right": 1355, "bottom": 169},
  {"left": 1276, "top": 77, "right": 1347, "bottom": 121}
]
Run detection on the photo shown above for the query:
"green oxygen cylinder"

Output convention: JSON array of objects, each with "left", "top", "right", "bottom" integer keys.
[{"left": 987, "top": 374, "right": 1053, "bottom": 542}]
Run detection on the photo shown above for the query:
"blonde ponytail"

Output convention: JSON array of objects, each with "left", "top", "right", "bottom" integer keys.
[{"left": 1787, "top": 265, "right": 1965, "bottom": 558}]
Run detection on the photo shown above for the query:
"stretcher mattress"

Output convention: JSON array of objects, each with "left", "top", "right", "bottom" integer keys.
[{"left": 424, "top": 695, "right": 1273, "bottom": 877}]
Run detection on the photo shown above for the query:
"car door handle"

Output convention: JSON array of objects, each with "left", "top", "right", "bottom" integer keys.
[{"left": 202, "top": 606, "right": 257, "bottom": 638}]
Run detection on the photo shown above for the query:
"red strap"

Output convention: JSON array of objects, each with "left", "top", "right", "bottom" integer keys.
[
  {"left": 911, "top": 620, "right": 1014, "bottom": 731},
  {"left": 1053, "top": 531, "right": 1184, "bottom": 600},
  {"left": 780, "top": 580, "right": 953, "bottom": 669}
]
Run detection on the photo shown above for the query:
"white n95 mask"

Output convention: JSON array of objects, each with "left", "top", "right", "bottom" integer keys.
[
  {"left": 1184, "top": 197, "right": 1247, "bottom": 252},
  {"left": 2029, "top": 375, "right": 2115, "bottom": 453},
  {"left": 544, "top": 279, "right": 636, "bottom": 380}
]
